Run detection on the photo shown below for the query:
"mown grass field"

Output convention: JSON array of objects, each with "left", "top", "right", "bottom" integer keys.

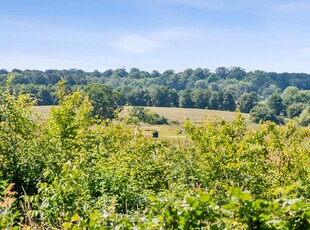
[
  {"left": 121, "top": 106, "right": 260, "bottom": 140},
  {"left": 33, "top": 105, "right": 260, "bottom": 140},
  {"left": 32, "top": 105, "right": 53, "bottom": 119},
  {"left": 33, "top": 105, "right": 253, "bottom": 123}
]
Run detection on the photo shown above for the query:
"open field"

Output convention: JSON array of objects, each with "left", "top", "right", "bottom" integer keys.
[
  {"left": 33, "top": 105, "right": 253, "bottom": 124},
  {"left": 122, "top": 106, "right": 250, "bottom": 123},
  {"left": 120, "top": 106, "right": 260, "bottom": 140},
  {"left": 32, "top": 105, "right": 54, "bottom": 119},
  {"left": 32, "top": 105, "right": 308, "bottom": 146},
  {"left": 33, "top": 105, "right": 261, "bottom": 140}
]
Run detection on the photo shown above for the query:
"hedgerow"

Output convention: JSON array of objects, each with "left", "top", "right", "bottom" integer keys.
[{"left": 0, "top": 81, "right": 309, "bottom": 229}]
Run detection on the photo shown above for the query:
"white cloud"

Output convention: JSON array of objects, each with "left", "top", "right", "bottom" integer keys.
[
  {"left": 115, "top": 34, "right": 160, "bottom": 53},
  {"left": 114, "top": 30, "right": 183, "bottom": 54}
]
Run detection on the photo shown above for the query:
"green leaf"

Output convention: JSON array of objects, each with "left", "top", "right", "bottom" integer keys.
[
  {"left": 149, "top": 196, "right": 158, "bottom": 202},
  {"left": 62, "top": 222, "right": 72, "bottom": 229},
  {"left": 71, "top": 214, "right": 79, "bottom": 222},
  {"left": 199, "top": 194, "right": 210, "bottom": 203}
]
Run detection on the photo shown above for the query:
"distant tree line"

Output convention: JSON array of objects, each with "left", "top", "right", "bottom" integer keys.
[{"left": 0, "top": 67, "right": 309, "bottom": 125}]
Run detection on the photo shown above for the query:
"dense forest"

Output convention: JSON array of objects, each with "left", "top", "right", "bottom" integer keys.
[
  {"left": 0, "top": 80, "right": 309, "bottom": 228},
  {"left": 1, "top": 67, "right": 309, "bottom": 125},
  {"left": 0, "top": 67, "right": 309, "bottom": 105}
]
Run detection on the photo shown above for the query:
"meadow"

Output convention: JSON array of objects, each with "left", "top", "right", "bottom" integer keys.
[
  {"left": 33, "top": 105, "right": 308, "bottom": 148},
  {"left": 33, "top": 105, "right": 260, "bottom": 139}
]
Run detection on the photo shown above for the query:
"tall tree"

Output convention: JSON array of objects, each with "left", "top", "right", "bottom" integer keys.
[
  {"left": 227, "top": 67, "right": 246, "bottom": 80},
  {"left": 215, "top": 67, "right": 229, "bottom": 79},
  {"left": 191, "top": 89, "right": 211, "bottom": 109},
  {"left": 84, "top": 84, "right": 122, "bottom": 119},
  {"left": 168, "top": 89, "right": 179, "bottom": 107},
  {"left": 239, "top": 93, "right": 258, "bottom": 113},
  {"left": 267, "top": 93, "right": 283, "bottom": 115},
  {"left": 179, "top": 89, "right": 194, "bottom": 108},
  {"left": 209, "top": 91, "right": 220, "bottom": 110},
  {"left": 222, "top": 91, "right": 236, "bottom": 111},
  {"left": 150, "top": 86, "right": 171, "bottom": 107}
]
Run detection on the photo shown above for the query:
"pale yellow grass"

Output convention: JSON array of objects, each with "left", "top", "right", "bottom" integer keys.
[
  {"left": 33, "top": 105, "right": 259, "bottom": 130},
  {"left": 32, "top": 105, "right": 54, "bottom": 116},
  {"left": 121, "top": 106, "right": 260, "bottom": 139},
  {"left": 122, "top": 106, "right": 258, "bottom": 127}
]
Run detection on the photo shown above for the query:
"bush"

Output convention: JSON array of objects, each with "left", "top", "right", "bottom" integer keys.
[
  {"left": 168, "top": 119, "right": 180, "bottom": 125},
  {"left": 1, "top": 83, "right": 310, "bottom": 229},
  {"left": 250, "top": 104, "right": 279, "bottom": 124},
  {"left": 128, "top": 107, "right": 168, "bottom": 124},
  {"left": 286, "top": 102, "right": 307, "bottom": 119},
  {"left": 298, "top": 107, "right": 310, "bottom": 126}
]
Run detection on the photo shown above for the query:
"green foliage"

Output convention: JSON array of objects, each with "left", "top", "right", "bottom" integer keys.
[
  {"left": 286, "top": 102, "right": 307, "bottom": 119},
  {"left": 222, "top": 91, "right": 236, "bottom": 111},
  {"left": 3, "top": 68, "right": 309, "bottom": 125},
  {"left": 298, "top": 107, "right": 310, "bottom": 127},
  {"left": 267, "top": 93, "right": 283, "bottom": 115},
  {"left": 0, "top": 77, "right": 43, "bottom": 195},
  {"left": 250, "top": 104, "right": 280, "bottom": 124},
  {"left": 179, "top": 89, "right": 194, "bottom": 108},
  {"left": 0, "top": 82, "right": 310, "bottom": 228},
  {"left": 283, "top": 86, "right": 299, "bottom": 107},
  {"left": 150, "top": 86, "right": 178, "bottom": 107},
  {"left": 239, "top": 92, "right": 258, "bottom": 113},
  {"left": 191, "top": 89, "right": 211, "bottom": 109},
  {"left": 84, "top": 83, "right": 122, "bottom": 120},
  {"left": 128, "top": 107, "right": 168, "bottom": 124}
]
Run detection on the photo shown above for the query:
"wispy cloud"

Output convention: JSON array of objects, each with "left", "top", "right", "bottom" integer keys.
[
  {"left": 113, "top": 30, "right": 184, "bottom": 54},
  {"left": 0, "top": 19, "right": 109, "bottom": 45}
]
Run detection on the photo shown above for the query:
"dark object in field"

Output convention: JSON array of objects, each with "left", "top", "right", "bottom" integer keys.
[{"left": 152, "top": 131, "right": 158, "bottom": 138}]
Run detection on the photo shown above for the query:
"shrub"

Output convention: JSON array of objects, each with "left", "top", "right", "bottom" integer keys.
[
  {"left": 286, "top": 102, "right": 307, "bottom": 119},
  {"left": 128, "top": 107, "right": 168, "bottom": 124},
  {"left": 1, "top": 83, "right": 310, "bottom": 229},
  {"left": 250, "top": 104, "right": 279, "bottom": 124},
  {"left": 298, "top": 107, "right": 310, "bottom": 126}
]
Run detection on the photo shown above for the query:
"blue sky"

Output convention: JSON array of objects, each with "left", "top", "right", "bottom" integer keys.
[{"left": 1, "top": 0, "right": 310, "bottom": 73}]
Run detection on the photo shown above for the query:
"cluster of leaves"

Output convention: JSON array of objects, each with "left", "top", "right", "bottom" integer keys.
[
  {"left": 0, "top": 82, "right": 309, "bottom": 228},
  {"left": 97, "top": 189, "right": 310, "bottom": 229},
  {"left": 127, "top": 107, "right": 168, "bottom": 125}
]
